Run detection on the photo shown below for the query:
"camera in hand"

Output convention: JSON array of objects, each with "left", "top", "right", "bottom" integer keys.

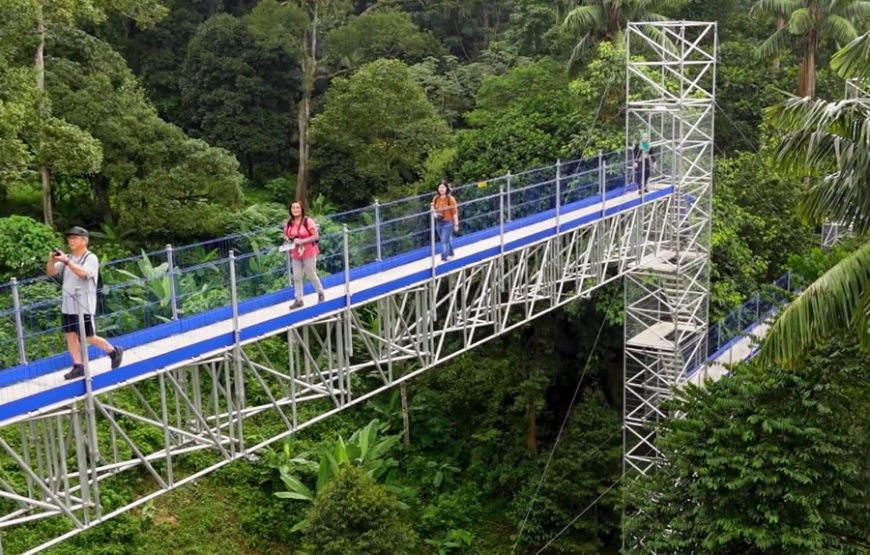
[{"left": 53, "top": 249, "right": 63, "bottom": 256}]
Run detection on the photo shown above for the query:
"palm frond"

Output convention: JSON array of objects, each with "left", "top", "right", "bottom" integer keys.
[
  {"left": 642, "top": 12, "right": 670, "bottom": 22},
  {"left": 641, "top": 21, "right": 678, "bottom": 56},
  {"left": 820, "top": 14, "right": 858, "bottom": 44},
  {"left": 831, "top": 31, "right": 870, "bottom": 79},
  {"left": 759, "top": 240, "right": 870, "bottom": 367},
  {"left": 647, "top": 0, "right": 683, "bottom": 9},
  {"left": 751, "top": 0, "right": 799, "bottom": 16},
  {"left": 567, "top": 33, "right": 593, "bottom": 72},
  {"left": 757, "top": 26, "right": 793, "bottom": 59},
  {"left": 563, "top": 5, "right": 605, "bottom": 34},
  {"left": 787, "top": 7, "right": 813, "bottom": 35},
  {"left": 767, "top": 96, "right": 870, "bottom": 233},
  {"left": 834, "top": 1, "right": 870, "bottom": 22}
]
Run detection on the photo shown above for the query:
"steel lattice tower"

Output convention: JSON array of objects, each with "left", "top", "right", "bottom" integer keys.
[{"left": 623, "top": 21, "right": 717, "bottom": 476}]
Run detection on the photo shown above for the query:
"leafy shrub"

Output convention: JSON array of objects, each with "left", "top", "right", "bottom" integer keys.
[
  {"left": 302, "top": 466, "right": 421, "bottom": 555},
  {"left": 0, "top": 215, "right": 61, "bottom": 280}
]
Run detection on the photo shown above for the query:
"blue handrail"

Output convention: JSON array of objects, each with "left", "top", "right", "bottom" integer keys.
[{"left": 1, "top": 152, "right": 633, "bottom": 368}]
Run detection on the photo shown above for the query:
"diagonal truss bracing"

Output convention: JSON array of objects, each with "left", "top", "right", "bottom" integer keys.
[
  {"left": 0, "top": 196, "right": 675, "bottom": 554},
  {"left": 623, "top": 21, "right": 717, "bottom": 477}
]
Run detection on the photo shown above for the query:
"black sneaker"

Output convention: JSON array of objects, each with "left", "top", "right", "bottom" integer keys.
[
  {"left": 110, "top": 346, "right": 124, "bottom": 369},
  {"left": 64, "top": 365, "right": 84, "bottom": 380},
  {"left": 289, "top": 299, "right": 304, "bottom": 310}
]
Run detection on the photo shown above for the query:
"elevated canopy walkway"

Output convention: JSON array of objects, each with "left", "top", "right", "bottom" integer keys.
[
  {"left": 0, "top": 20, "right": 791, "bottom": 555},
  {"left": 0, "top": 152, "right": 691, "bottom": 554}
]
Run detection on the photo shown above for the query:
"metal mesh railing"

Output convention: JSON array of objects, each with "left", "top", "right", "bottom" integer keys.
[
  {"left": 0, "top": 152, "right": 634, "bottom": 369},
  {"left": 705, "top": 272, "right": 802, "bottom": 359}
]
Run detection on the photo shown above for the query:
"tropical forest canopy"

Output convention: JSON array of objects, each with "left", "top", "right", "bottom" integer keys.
[{"left": 1, "top": 0, "right": 869, "bottom": 553}]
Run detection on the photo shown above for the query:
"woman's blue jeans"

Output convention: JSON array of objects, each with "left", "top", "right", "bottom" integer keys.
[{"left": 437, "top": 220, "right": 455, "bottom": 260}]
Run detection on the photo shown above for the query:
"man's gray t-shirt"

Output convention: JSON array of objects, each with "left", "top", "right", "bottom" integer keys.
[{"left": 55, "top": 252, "right": 99, "bottom": 315}]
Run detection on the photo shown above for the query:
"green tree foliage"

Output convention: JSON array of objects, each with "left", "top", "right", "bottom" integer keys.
[
  {"left": 309, "top": 58, "right": 451, "bottom": 205},
  {"left": 753, "top": 0, "right": 870, "bottom": 97},
  {"left": 271, "top": 419, "right": 405, "bottom": 534},
  {"left": 624, "top": 338, "right": 870, "bottom": 554},
  {"left": 450, "top": 55, "right": 597, "bottom": 181},
  {"left": 409, "top": 48, "right": 520, "bottom": 127},
  {"left": 0, "top": 53, "right": 36, "bottom": 186},
  {"left": 449, "top": 41, "right": 626, "bottom": 182},
  {"left": 301, "top": 465, "right": 421, "bottom": 555},
  {"left": 716, "top": 40, "right": 793, "bottom": 152},
  {"left": 831, "top": 30, "right": 870, "bottom": 78},
  {"left": 510, "top": 389, "right": 621, "bottom": 553},
  {"left": 497, "top": 0, "right": 577, "bottom": 60},
  {"left": 562, "top": 0, "right": 678, "bottom": 68},
  {"left": 181, "top": 13, "right": 297, "bottom": 181},
  {"left": 116, "top": 137, "right": 244, "bottom": 238},
  {"left": 1, "top": 0, "right": 167, "bottom": 227},
  {"left": 105, "top": 0, "right": 224, "bottom": 122},
  {"left": 45, "top": 28, "right": 243, "bottom": 240},
  {"left": 760, "top": 45, "right": 870, "bottom": 365},
  {"left": 327, "top": 9, "right": 442, "bottom": 69},
  {"left": 710, "top": 151, "right": 814, "bottom": 317},
  {"left": 380, "top": 0, "right": 512, "bottom": 61},
  {"left": 0, "top": 215, "right": 60, "bottom": 279},
  {"left": 248, "top": 0, "right": 351, "bottom": 202}
]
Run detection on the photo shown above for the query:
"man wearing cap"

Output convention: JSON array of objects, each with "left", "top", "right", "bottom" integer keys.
[{"left": 46, "top": 226, "right": 123, "bottom": 380}]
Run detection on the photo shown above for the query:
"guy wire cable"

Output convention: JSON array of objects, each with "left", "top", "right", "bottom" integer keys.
[{"left": 511, "top": 283, "right": 622, "bottom": 553}]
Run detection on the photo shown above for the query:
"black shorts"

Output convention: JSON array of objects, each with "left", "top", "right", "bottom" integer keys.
[{"left": 61, "top": 313, "right": 95, "bottom": 337}]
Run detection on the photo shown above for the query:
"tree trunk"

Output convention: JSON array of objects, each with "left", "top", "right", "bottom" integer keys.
[
  {"left": 799, "top": 32, "right": 817, "bottom": 97},
  {"left": 41, "top": 167, "right": 53, "bottom": 227},
  {"left": 91, "top": 174, "right": 112, "bottom": 217},
  {"left": 772, "top": 16, "right": 784, "bottom": 73},
  {"left": 526, "top": 400, "right": 538, "bottom": 454},
  {"left": 295, "top": 3, "right": 319, "bottom": 204},
  {"left": 296, "top": 93, "right": 310, "bottom": 202},
  {"left": 400, "top": 381, "right": 411, "bottom": 447},
  {"left": 35, "top": 4, "right": 53, "bottom": 228}
]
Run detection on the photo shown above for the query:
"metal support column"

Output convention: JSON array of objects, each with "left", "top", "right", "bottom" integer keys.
[
  {"left": 10, "top": 278, "right": 26, "bottom": 365},
  {"left": 166, "top": 244, "right": 179, "bottom": 320},
  {"left": 228, "top": 251, "right": 245, "bottom": 454},
  {"left": 374, "top": 199, "right": 383, "bottom": 261}
]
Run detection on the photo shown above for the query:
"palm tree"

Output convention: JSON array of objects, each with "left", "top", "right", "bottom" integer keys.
[
  {"left": 561, "top": 0, "right": 676, "bottom": 69},
  {"left": 753, "top": 0, "right": 870, "bottom": 97},
  {"left": 759, "top": 33, "right": 870, "bottom": 367},
  {"left": 831, "top": 30, "right": 870, "bottom": 78}
]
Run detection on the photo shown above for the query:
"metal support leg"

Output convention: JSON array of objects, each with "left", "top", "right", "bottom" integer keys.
[
  {"left": 228, "top": 251, "right": 245, "bottom": 454},
  {"left": 374, "top": 199, "right": 382, "bottom": 262},
  {"left": 11, "top": 278, "right": 26, "bottom": 364},
  {"left": 166, "top": 244, "right": 179, "bottom": 320},
  {"left": 75, "top": 288, "right": 101, "bottom": 519}
]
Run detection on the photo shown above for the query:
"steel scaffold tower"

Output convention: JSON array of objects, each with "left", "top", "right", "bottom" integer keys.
[{"left": 623, "top": 21, "right": 717, "bottom": 476}]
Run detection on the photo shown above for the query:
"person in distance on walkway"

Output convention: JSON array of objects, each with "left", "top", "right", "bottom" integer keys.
[
  {"left": 431, "top": 180, "right": 460, "bottom": 261},
  {"left": 632, "top": 132, "right": 656, "bottom": 194},
  {"left": 285, "top": 201, "right": 325, "bottom": 309},
  {"left": 47, "top": 226, "right": 123, "bottom": 380}
]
